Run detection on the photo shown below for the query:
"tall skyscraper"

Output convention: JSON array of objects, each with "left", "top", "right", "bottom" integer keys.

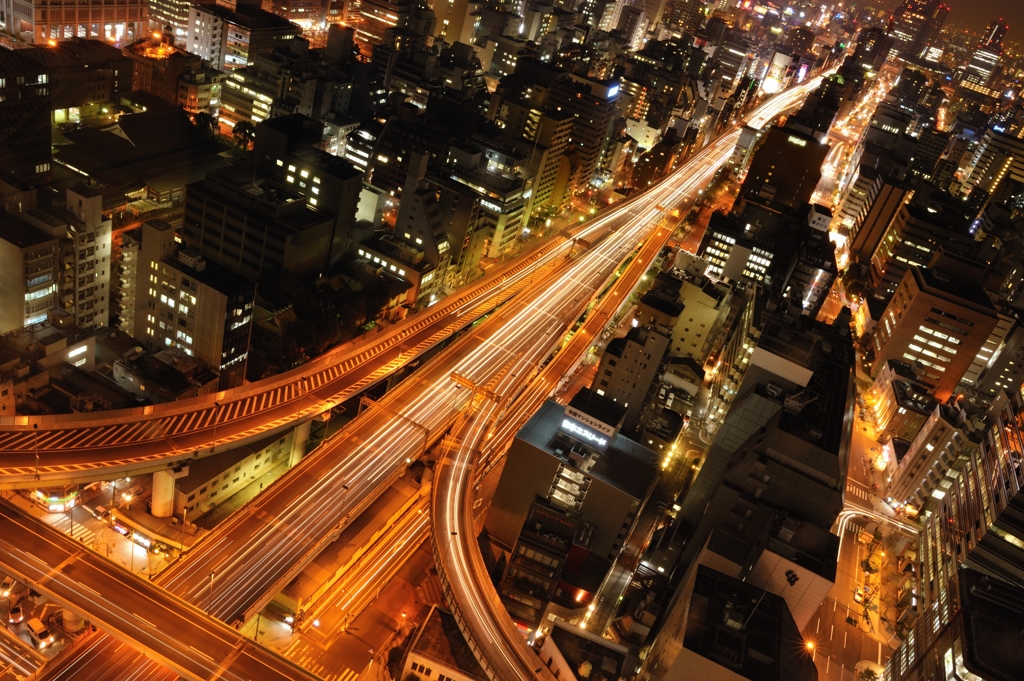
[
  {"left": 963, "top": 18, "right": 1009, "bottom": 87},
  {"left": 980, "top": 17, "right": 1009, "bottom": 50},
  {"left": 887, "top": 0, "right": 949, "bottom": 59},
  {"left": 887, "top": 390, "right": 1024, "bottom": 681}
]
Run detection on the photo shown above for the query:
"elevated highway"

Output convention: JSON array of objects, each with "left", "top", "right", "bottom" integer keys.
[
  {"left": 432, "top": 74, "right": 834, "bottom": 680},
  {"left": 16, "top": 75, "right": 825, "bottom": 681}
]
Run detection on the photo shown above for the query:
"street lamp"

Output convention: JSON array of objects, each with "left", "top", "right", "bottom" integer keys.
[
  {"left": 442, "top": 530, "right": 458, "bottom": 566},
  {"left": 34, "top": 423, "right": 39, "bottom": 481}
]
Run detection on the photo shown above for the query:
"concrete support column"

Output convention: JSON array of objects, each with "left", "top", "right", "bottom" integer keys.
[
  {"left": 63, "top": 607, "right": 84, "bottom": 633},
  {"left": 289, "top": 420, "right": 312, "bottom": 468},
  {"left": 151, "top": 470, "right": 177, "bottom": 518}
]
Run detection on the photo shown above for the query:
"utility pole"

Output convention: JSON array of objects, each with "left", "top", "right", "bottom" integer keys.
[{"left": 208, "top": 571, "right": 216, "bottom": 615}]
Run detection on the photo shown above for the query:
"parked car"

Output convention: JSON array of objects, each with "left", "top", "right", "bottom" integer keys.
[
  {"left": 26, "top": 618, "right": 53, "bottom": 648},
  {"left": 853, "top": 587, "right": 866, "bottom": 604}
]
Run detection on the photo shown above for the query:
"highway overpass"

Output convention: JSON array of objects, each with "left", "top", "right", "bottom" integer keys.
[{"left": 13, "top": 75, "right": 825, "bottom": 680}]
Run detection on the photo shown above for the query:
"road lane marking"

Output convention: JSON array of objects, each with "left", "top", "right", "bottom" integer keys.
[
  {"left": 189, "top": 645, "right": 214, "bottom": 661},
  {"left": 133, "top": 614, "right": 155, "bottom": 627},
  {"left": 77, "top": 581, "right": 100, "bottom": 596}
]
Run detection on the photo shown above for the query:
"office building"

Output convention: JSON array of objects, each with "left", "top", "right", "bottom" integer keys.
[
  {"left": 888, "top": 390, "right": 1024, "bottom": 681},
  {"left": 740, "top": 127, "right": 829, "bottom": 209},
  {"left": 866, "top": 359, "right": 937, "bottom": 444},
  {"left": 548, "top": 75, "right": 620, "bottom": 187},
  {"left": 963, "top": 127, "right": 1024, "bottom": 200},
  {"left": 486, "top": 394, "right": 659, "bottom": 624},
  {"left": 847, "top": 177, "right": 911, "bottom": 263},
  {"left": 172, "top": 433, "right": 291, "bottom": 517},
  {"left": 978, "top": 324, "right": 1024, "bottom": 397},
  {"left": 253, "top": 115, "right": 363, "bottom": 265},
  {"left": 594, "top": 326, "right": 670, "bottom": 430},
  {"left": 887, "top": 0, "right": 949, "bottom": 59},
  {"left": 356, "top": 0, "right": 406, "bottom": 54},
  {"left": 3, "top": 0, "right": 147, "bottom": 44},
  {"left": 871, "top": 267, "right": 998, "bottom": 402},
  {"left": 122, "top": 32, "right": 205, "bottom": 107},
  {"left": 183, "top": 164, "right": 337, "bottom": 279},
  {"left": 18, "top": 38, "right": 133, "bottom": 124},
  {"left": 643, "top": 565, "right": 818, "bottom": 681},
  {"left": 886, "top": 403, "right": 980, "bottom": 515},
  {"left": 0, "top": 49, "right": 52, "bottom": 187},
  {"left": 186, "top": 4, "right": 302, "bottom": 72},
  {"left": 132, "top": 220, "right": 254, "bottom": 389}
]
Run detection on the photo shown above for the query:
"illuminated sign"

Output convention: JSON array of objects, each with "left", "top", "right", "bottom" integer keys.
[
  {"left": 787, "top": 135, "right": 808, "bottom": 147},
  {"left": 564, "top": 406, "right": 616, "bottom": 437},
  {"left": 607, "top": 84, "right": 619, "bottom": 99},
  {"left": 561, "top": 419, "right": 608, "bottom": 447},
  {"left": 68, "top": 345, "right": 87, "bottom": 358}
]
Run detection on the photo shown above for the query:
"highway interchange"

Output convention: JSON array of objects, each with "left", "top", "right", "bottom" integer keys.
[{"left": 0, "top": 75, "right": 827, "bottom": 680}]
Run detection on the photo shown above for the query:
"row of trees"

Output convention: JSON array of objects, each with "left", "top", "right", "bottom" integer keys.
[
  {"left": 254, "top": 270, "right": 393, "bottom": 372},
  {"left": 191, "top": 113, "right": 255, "bottom": 150}
]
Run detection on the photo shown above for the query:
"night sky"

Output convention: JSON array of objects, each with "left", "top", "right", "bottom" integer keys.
[{"left": 942, "top": 0, "right": 1023, "bottom": 34}]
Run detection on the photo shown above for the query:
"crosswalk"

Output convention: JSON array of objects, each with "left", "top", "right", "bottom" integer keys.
[
  {"left": 846, "top": 484, "right": 870, "bottom": 500},
  {"left": 335, "top": 670, "right": 359, "bottom": 681},
  {"left": 53, "top": 519, "right": 96, "bottom": 546}
]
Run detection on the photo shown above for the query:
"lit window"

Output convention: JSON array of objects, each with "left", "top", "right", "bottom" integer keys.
[
  {"left": 288, "top": 165, "right": 296, "bottom": 172},
  {"left": 286, "top": 175, "right": 294, "bottom": 183},
  {"left": 276, "top": 159, "right": 283, "bottom": 166},
  {"left": 309, "top": 198, "right": 317, "bottom": 206},
  {"left": 300, "top": 170, "right": 309, "bottom": 178}
]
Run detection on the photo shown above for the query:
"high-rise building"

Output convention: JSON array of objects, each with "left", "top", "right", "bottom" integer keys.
[
  {"left": 182, "top": 165, "right": 337, "bottom": 279},
  {"left": 548, "top": 75, "right": 621, "bottom": 187},
  {"left": 739, "top": 126, "right": 829, "bottom": 209},
  {"left": 2, "top": 0, "right": 148, "bottom": 44},
  {"left": 980, "top": 17, "right": 1009, "bottom": 50},
  {"left": 356, "top": 0, "right": 407, "bottom": 54},
  {"left": 130, "top": 220, "right": 255, "bottom": 389},
  {"left": 0, "top": 50, "right": 52, "bottom": 188},
  {"left": 662, "top": 0, "right": 702, "bottom": 34},
  {"left": 485, "top": 393, "right": 660, "bottom": 626},
  {"left": 0, "top": 215, "right": 59, "bottom": 334},
  {"left": 887, "top": 0, "right": 949, "bottom": 59},
  {"left": 885, "top": 403, "right": 979, "bottom": 514},
  {"left": 870, "top": 267, "right": 999, "bottom": 401},
  {"left": 186, "top": 4, "right": 302, "bottom": 72},
  {"left": 850, "top": 26, "right": 894, "bottom": 74},
  {"left": 594, "top": 326, "right": 670, "bottom": 430},
  {"left": 252, "top": 115, "right": 363, "bottom": 266},
  {"left": 887, "top": 390, "right": 1024, "bottom": 681}
]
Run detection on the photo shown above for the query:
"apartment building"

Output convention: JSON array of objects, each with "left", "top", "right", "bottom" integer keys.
[{"left": 133, "top": 220, "right": 255, "bottom": 389}]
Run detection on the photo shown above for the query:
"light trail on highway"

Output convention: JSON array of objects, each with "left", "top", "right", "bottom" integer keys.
[
  {"left": 431, "top": 74, "right": 834, "bottom": 681},
  {"left": 25, "top": 74, "right": 827, "bottom": 681}
]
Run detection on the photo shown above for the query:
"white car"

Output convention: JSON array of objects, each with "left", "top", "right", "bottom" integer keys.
[
  {"left": 0, "top": 575, "right": 14, "bottom": 598},
  {"left": 26, "top": 618, "right": 54, "bottom": 648}
]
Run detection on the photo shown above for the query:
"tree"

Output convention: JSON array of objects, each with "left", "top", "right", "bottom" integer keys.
[
  {"left": 192, "top": 112, "right": 218, "bottom": 138},
  {"left": 859, "top": 668, "right": 880, "bottom": 681},
  {"left": 233, "top": 121, "right": 256, "bottom": 150}
]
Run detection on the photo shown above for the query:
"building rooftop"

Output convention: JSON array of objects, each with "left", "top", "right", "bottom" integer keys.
[
  {"left": 547, "top": 617, "right": 636, "bottom": 681},
  {"left": 683, "top": 565, "right": 817, "bottom": 681},
  {"left": 0, "top": 211, "right": 56, "bottom": 248},
  {"left": 197, "top": 3, "right": 299, "bottom": 31},
  {"left": 408, "top": 606, "right": 487, "bottom": 681},
  {"left": 914, "top": 266, "right": 996, "bottom": 313},
  {"left": 958, "top": 568, "right": 1024, "bottom": 681},
  {"left": 522, "top": 399, "right": 659, "bottom": 502}
]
